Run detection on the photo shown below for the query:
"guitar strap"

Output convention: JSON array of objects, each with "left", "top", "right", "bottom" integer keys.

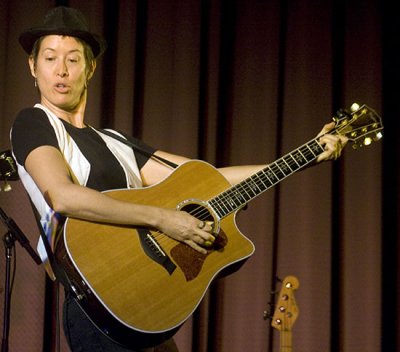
[
  {"left": 28, "top": 201, "right": 67, "bottom": 352},
  {"left": 29, "top": 199, "right": 73, "bottom": 290},
  {"left": 97, "top": 128, "right": 178, "bottom": 169}
]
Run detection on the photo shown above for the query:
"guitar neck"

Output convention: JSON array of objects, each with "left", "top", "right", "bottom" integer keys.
[
  {"left": 279, "top": 330, "right": 293, "bottom": 352},
  {"left": 209, "top": 137, "right": 324, "bottom": 219}
]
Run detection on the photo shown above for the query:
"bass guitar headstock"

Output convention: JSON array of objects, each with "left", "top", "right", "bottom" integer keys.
[{"left": 271, "top": 275, "right": 299, "bottom": 333}]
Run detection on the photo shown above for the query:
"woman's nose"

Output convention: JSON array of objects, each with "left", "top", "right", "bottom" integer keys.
[{"left": 56, "top": 62, "right": 68, "bottom": 77}]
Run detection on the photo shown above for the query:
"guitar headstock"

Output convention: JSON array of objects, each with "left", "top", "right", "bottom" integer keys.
[
  {"left": 332, "top": 103, "right": 383, "bottom": 149},
  {"left": 0, "top": 150, "right": 18, "bottom": 191},
  {"left": 271, "top": 275, "right": 299, "bottom": 332},
  {"left": 0, "top": 150, "right": 18, "bottom": 181}
]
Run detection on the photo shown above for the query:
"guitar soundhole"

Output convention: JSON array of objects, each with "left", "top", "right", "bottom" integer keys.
[
  {"left": 177, "top": 201, "right": 226, "bottom": 249},
  {"left": 178, "top": 203, "right": 216, "bottom": 232}
]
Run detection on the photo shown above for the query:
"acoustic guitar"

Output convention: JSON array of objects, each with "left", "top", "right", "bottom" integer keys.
[
  {"left": 54, "top": 103, "right": 383, "bottom": 348},
  {"left": 271, "top": 276, "right": 299, "bottom": 352}
]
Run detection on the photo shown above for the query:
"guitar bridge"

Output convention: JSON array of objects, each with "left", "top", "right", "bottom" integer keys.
[{"left": 137, "top": 228, "right": 176, "bottom": 275}]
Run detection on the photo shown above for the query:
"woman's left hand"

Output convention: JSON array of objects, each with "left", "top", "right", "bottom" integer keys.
[{"left": 316, "top": 122, "right": 348, "bottom": 162}]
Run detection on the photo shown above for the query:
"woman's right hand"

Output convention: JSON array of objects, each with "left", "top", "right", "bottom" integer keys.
[{"left": 155, "top": 208, "right": 215, "bottom": 254}]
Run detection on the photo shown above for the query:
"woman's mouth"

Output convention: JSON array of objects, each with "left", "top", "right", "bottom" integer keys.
[{"left": 54, "top": 83, "right": 70, "bottom": 93}]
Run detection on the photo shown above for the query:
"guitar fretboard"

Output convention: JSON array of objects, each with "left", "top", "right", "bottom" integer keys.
[{"left": 209, "top": 138, "right": 325, "bottom": 219}]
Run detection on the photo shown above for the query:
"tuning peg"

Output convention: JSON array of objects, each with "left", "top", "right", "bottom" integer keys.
[
  {"left": 363, "top": 137, "right": 373, "bottom": 146},
  {"left": 374, "top": 131, "right": 383, "bottom": 141},
  {"left": 337, "top": 108, "right": 348, "bottom": 117},
  {"left": 263, "top": 300, "right": 276, "bottom": 320},
  {"left": 350, "top": 102, "right": 361, "bottom": 112},
  {"left": 263, "top": 309, "right": 273, "bottom": 320},
  {"left": 353, "top": 133, "right": 381, "bottom": 150}
]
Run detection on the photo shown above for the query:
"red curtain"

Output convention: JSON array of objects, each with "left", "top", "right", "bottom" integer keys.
[{"left": 0, "top": 0, "right": 396, "bottom": 351}]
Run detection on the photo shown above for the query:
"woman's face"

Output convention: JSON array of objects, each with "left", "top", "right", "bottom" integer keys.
[{"left": 29, "top": 35, "right": 93, "bottom": 113}]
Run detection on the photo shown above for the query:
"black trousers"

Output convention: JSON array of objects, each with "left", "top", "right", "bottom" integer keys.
[{"left": 62, "top": 294, "right": 178, "bottom": 352}]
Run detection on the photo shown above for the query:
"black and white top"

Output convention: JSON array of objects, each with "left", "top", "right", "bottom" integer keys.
[{"left": 11, "top": 104, "right": 155, "bottom": 268}]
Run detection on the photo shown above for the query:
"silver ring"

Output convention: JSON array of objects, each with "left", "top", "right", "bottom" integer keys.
[{"left": 197, "top": 221, "right": 205, "bottom": 229}]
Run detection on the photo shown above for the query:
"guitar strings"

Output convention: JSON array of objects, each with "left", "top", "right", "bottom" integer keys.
[
  {"left": 152, "top": 203, "right": 213, "bottom": 247},
  {"left": 150, "top": 140, "right": 326, "bottom": 249},
  {"left": 150, "top": 129, "right": 339, "bottom": 249}
]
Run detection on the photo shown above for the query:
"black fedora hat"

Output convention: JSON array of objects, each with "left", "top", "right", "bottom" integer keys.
[{"left": 19, "top": 6, "right": 107, "bottom": 57}]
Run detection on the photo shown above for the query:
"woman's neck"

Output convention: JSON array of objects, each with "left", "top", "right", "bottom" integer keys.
[{"left": 40, "top": 99, "right": 87, "bottom": 128}]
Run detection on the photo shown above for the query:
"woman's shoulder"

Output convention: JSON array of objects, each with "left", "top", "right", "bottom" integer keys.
[
  {"left": 12, "top": 106, "right": 53, "bottom": 134},
  {"left": 15, "top": 106, "right": 48, "bottom": 123},
  {"left": 11, "top": 107, "right": 58, "bottom": 166}
]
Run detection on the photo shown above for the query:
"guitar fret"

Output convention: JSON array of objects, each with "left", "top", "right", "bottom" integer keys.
[
  {"left": 282, "top": 156, "right": 295, "bottom": 171},
  {"left": 249, "top": 175, "right": 263, "bottom": 193},
  {"left": 241, "top": 178, "right": 259, "bottom": 197},
  {"left": 305, "top": 145, "right": 314, "bottom": 156},
  {"left": 219, "top": 201, "right": 231, "bottom": 217},
  {"left": 250, "top": 175, "right": 266, "bottom": 193},
  {"left": 235, "top": 185, "right": 252, "bottom": 203},
  {"left": 291, "top": 149, "right": 308, "bottom": 166},
  {"left": 212, "top": 192, "right": 236, "bottom": 218},
  {"left": 299, "top": 145, "right": 314, "bottom": 161},
  {"left": 267, "top": 165, "right": 283, "bottom": 181},
  {"left": 226, "top": 196, "right": 236, "bottom": 211},
  {"left": 257, "top": 169, "right": 275, "bottom": 190},
  {"left": 287, "top": 153, "right": 300, "bottom": 168},
  {"left": 254, "top": 174, "right": 270, "bottom": 192},
  {"left": 284, "top": 154, "right": 300, "bottom": 171},
  {"left": 259, "top": 174, "right": 273, "bottom": 189},
  {"left": 210, "top": 199, "right": 225, "bottom": 218},
  {"left": 310, "top": 140, "right": 324, "bottom": 154},
  {"left": 226, "top": 188, "right": 248, "bottom": 210},
  {"left": 302, "top": 140, "right": 324, "bottom": 160},
  {"left": 244, "top": 179, "right": 262, "bottom": 197},
  {"left": 246, "top": 174, "right": 267, "bottom": 196},
  {"left": 276, "top": 159, "right": 292, "bottom": 175}
]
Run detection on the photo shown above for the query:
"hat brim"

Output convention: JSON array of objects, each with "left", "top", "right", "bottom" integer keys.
[{"left": 19, "top": 28, "right": 107, "bottom": 57}]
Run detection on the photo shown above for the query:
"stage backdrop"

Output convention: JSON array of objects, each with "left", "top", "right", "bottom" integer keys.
[{"left": 1, "top": 0, "right": 398, "bottom": 351}]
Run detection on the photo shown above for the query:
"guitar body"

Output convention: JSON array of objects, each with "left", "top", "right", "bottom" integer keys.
[{"left": 55, "top": 160, "right": 255, "bottom": 348}]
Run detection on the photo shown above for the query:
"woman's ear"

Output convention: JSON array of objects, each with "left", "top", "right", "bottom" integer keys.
[
  {"left": 87, "top": 60, "right": 97, "bottom": 81},
  {"left": 28, "top": 56, "right": 36, "bottom": 78}
]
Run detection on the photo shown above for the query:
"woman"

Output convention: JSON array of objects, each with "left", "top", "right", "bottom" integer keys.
[{"left": 11, "top": 6, "right": 347, "bottom": 352}]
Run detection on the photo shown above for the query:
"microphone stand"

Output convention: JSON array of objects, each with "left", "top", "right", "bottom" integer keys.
[
  {"left": 1, "top": 149, "right": 42, "bottom": 351},
  {"left": 0, "top": 207, "right": 41, "bottom": 352}
]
